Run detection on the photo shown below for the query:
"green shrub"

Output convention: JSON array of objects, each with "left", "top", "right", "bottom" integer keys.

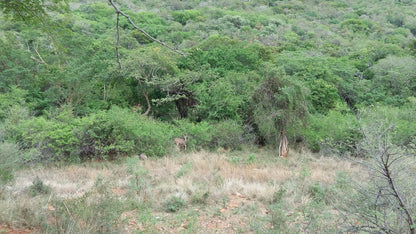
[
  {"left": 11, "top": 110, "right": 80, "bottom": 162},
  {"left": 308, "top": 79, "right": 340, "bottom": 114},
  {"left": 191, "top": 191, "right": 209, "bottom": 205},
  {"left": 172, "top": 10, "right": 201, "bottom": 25},
  {"left": 172, "top": 120, "right": 213, "bottom": 150},
  {"left": 28, "top": 177, "right": 51, "bottom": 197},
  {"left": 0, "top": 86, "right": 27, "bottom": 122},
  {"left": 210, "top": 120, "right": 247, "bottom": 150},
  {"left": 173, "top": 119, "right": 249, "bottom": 151},
  {"left": 126, "top": 156, "right": 149, "bottom": 196},
  {"left": 310, "top": 182, "right": 325, "bottom": 203},
  {"left": 8, "top": 106, "right": 175, "bottom": 162},
  {"left": 251, "top": 65, "right": 309, "bottom": 145},
  {"left": 340, "top": 18, "right": 372, "bottom": 33},
  {"left": 304, "top": 109, "right": 360, "bottom": 154},
  {"left": 164, "top": 195, "right": 187, "bottom": 212},
  {"left": 359, "top": 105, "right": 416, "bottom": 148},
  {"left": 78, "top": 106, "right": 174, "bottom": 159},
  {"left": 0, "top": 142, "right": 21, "bottom": 185}
]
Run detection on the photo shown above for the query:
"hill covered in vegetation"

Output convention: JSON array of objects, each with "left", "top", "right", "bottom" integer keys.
[
  {"left": 2, "top": 0, "right": 416, "bottom": 161},
  {"left": 1, "top": 0, "right": 416, "bottom": 232}
]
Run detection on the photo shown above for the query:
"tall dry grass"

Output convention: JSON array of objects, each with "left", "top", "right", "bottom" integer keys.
[{"left": 0, "top": 148, "right": 366, "bottom": 233}]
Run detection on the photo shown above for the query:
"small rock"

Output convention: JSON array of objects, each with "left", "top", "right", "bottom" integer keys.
[{"left": 139, "top": 154, "right": 148, "bottom": 160}]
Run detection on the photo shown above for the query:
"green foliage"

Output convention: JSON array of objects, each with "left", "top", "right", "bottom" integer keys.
[
  {"left": 175, "top": 162, "right": 193, "bottom": 179},
  {"left": 268, "top": 187, "right": 288, "bottom": 231},
  {"left": 192, "top": 71, "right": 260, "bottom": 122},
  {"left": 305, "top": 108, "right": 360, "bottom": 153},
  {"left": 371, "top": 55, "right": 416, "bottom": 105},
  {"left": 173, "top": 119, "right": 248, "bottom": 150},
  {"left": 340, "top": 18, "right": 372, "bottom": 33},
  {"left": 211, "top": 120, "right": 250, "bottom": 150},
  {"left": 10, "top": 108, "right": 80, "bottom": 162},
  {"left": 358, "top": 105, "right": 416, "bottom": 148},
  {"left": 308, "top": 79, "right": 340, "bottom": 114},
  {"left": 78, "top": 106, "right": 174, "bottom": 159},
  {"left": 0, "top": 0, "right": 68, "bottom": 24},
  {"left": 1, "top": 0, "right": 416, "bottom": 155},
  {"left": 172, "top": 10, "right": 201, "bottom": 25},
  {"left": 0, "top": 142, "right": 22, "bottom": 185},
  {"left": 180, "top": 36, "right": 270, "bottom": 75},
  {"left": 309, "top": 182, "right": 325, "bottom": 203},
  {"left": 28, "top": 176, "right": 51, "bottom": 197},
  {"left": 126, "top": 156, "right": 149, "bottom": 196},
  {"left": 6, "top": 106, "right": 176, "bottom": 162},
  {"left": 164, "top": 195, "right": 187, "bottom": 213},
  {"left": 251, "top": 64, "right": 309, "bottom": 145},
  {"left": 191, "top": 190, "right": 209, "bottom": 205},
  {"left": 0, "top": 86, "right": 27, "bottom": 121}
]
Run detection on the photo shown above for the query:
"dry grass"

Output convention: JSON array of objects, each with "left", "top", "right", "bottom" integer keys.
[{"left": 0, "top": 148, "right": 366, "bottom": 233}]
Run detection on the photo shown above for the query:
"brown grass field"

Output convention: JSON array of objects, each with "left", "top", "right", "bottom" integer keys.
[{"left": 0, "top": 148, "right": 366, "bottom": 233}]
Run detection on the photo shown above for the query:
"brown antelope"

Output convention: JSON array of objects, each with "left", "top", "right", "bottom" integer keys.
[
  {"left": 279, "top": 130, "right": 289, "bottom": 158},
  {"left": 175, "top": 135, "right": 188, "bottom": 151}
]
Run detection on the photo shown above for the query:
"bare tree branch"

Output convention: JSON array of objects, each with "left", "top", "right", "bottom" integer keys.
[
  {"left": 108, "top": 0, "right": 190, "bottom": 63},
  {"left": 116, "top": 12, "right": 122, "bottom": 70}
]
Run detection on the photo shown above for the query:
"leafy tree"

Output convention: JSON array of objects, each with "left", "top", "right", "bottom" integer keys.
[
  {"left": 0, "top": 0, "right": 68, "bottom": 24},
  {"left": 123, "top": 47, "right": 179, "bottom": 116},
  {"left": 179, "top": 35, "right": 270, "bottom": 75},
  {"left": 172, "top": 10, "right": 201, "bottom": 25},
  {"left": 251, "top": 64, "right": 309, "bottom": 145},
  {"left": 308, "top": 79, "right": 340, "bottom": 114},
  {"left": 371, "top": 55, "right": 416, "bottom": 105}
]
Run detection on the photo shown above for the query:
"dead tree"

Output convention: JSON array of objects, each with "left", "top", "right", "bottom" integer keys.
[{"left": 340, "top": 119, "right": 415, "bottom": 234}]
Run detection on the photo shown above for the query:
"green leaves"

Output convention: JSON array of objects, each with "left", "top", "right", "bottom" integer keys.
[{"left": 0, "top": 0, "right": 68, "bottom": 24}]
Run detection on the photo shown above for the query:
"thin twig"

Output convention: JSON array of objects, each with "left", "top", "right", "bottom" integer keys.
[
  {"left": 33, "top": 44, "right": 48, "bottom": 65},
  {"left": 63, "top": 201, "right": 75, "bottom": 221},
  {"left": 116, "top": 12, "right": 123, "bottom": 70},
  {"left": 108, "top": 0, "right": 190, "bottom": 58}
]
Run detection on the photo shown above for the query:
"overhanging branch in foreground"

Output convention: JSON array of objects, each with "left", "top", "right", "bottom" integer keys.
[{"left": 109, "top": 0, "right": 190, "bottom": 68}]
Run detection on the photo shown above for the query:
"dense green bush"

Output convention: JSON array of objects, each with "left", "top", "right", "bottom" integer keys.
[
  {"left": 1, "top": 0, "right": 416, "bottom": 157},
  {"left": 78, "top": 106, "right": 175, "bottom": 159},
  {"left": 0, "top": 86, "right": 28, "bottom": 121},
  {"left": 172, "top": 10, "right": 201, "bottom": 25},
  {"left": 9, "top": 108, "right": 80, "bottom": 162},
  {"left": 6, "top": 106, "right": 176, "bottom": 162},
  {"left": 172, "top": 120, "right": 214, "bottom": 150},
  {"left": 304, "top": 108, "right": 360, "bottom": 154},
  {"left": 251, "top": 64, "right": 309, "bottom": 145}
]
